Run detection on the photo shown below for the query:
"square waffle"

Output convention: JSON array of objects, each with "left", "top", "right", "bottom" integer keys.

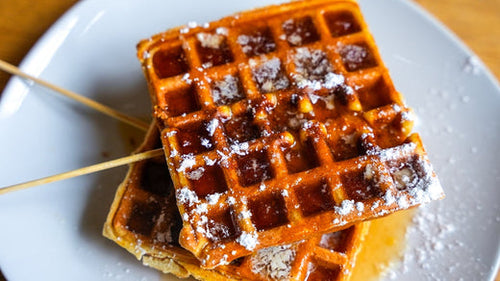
[
  {"left": 103, "top": 121, "right": 370, "bottom": 281},
  {"left": 137, "top": 0, "right": 444, "bottom": 268}
]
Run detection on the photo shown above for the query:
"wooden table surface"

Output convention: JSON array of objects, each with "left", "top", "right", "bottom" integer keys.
[{"left": 0, "top": 0, "right": 498, "bottom": 280}]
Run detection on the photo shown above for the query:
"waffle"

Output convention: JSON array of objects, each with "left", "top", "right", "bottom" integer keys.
[
  {"left": 137, "top": 0, "right": 444, "bottom": 268},
  {"left": 103, "top": 121, "right": 370, "bottom": 281}
]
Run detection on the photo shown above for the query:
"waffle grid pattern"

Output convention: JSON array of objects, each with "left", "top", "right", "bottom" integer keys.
[
  {"left": 103, "top": 122, "right": 369, "bottom": 281},
  {"left": 137, "top": 0, "right": 443, "bottom": 268}
]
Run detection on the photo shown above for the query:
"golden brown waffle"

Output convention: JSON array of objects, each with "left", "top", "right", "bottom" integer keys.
[
  {"left": 103, "top": 121, "right": 370, "bottom": 281},
  {"left": 137, "top": 0, "right": 444, "bottom": 268}
]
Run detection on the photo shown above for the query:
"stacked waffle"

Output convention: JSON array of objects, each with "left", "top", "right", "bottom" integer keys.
[
  {"left": 104, "top": 0, "right": 444, "bottom": 279},
  {"left": 104, "top": 121, "right": 370, "bottom": 280}
]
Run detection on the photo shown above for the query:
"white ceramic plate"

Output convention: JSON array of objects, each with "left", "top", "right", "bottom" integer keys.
[{"left": 0, "top": 0, "right": 499, "bottom": 280}]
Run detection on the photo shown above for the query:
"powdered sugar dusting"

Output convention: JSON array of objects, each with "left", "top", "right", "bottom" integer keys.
[
  {"left": 397, "top": 196, "right": 409, "bottom": 209},
  {"left": 339, "top": 43, "right": 375, "bottom": 71},
  {"left": 239, "top": 210, "right": 252, "bottom": 220},
  {"left": 373, "top": 143, "right": 444, "bottom": 207},
  {"left": 211, "top": 75, "right": 244, "bottom": 105},
  {"left": 154, "top": 213, "right": 173, "bottom": 243},
  {"left": 177, "top": 154, "right": 196, "bottom": 173},
  {"left": 282, "top": 18, "right": 312, "bottom": 46},
  {"left": 182, "top": 73, "right": 192, "bottom": 84},
  {"left": 355, "top": 202, "right": 365, "bottom": 212},
  {"left": 216, "top": 27, "right": 228, "bottom": 36},
  {"left": 251, "top": 57, "right": 290, "bottom": 93},
  {"left": 177, "top": 187, "right": 199, "bottom": 207},
  {"left": 335, "top": 199, "right": 355, "bottom": 216},
  {"left": 292, "top": 47, "right": 352, "bottom": 93},
  {"left": 193, "top": 202, "right": 208, "bottom": 215},
  {"left": 186, "top": 167, "right": 205, "bottom": 180},
  {"left": 180, "top": 21, "right": 198, "bottom": 34},
  {"left": 374, "top": 142, "right": 416, "bottom": 161},
  {"left": 291, "top": 47, "right": 354, "bottom": 110},
  {"left": 384, "top": 190, "right": 396, "bottom": 205},
  {"left": 206, "top": 119, "right": 219, "bottom": 136},
  {"left": 251, "top": 244, "right": 296, "bottom": 280},
  {"left": 197, "top": 32, "right": 225, "bottom": 49},
  {"left": 237, "top": 231, "right": 259, "bottom": 250},
  {"left": 293, "top": 48, "right": 333, "bottom": 88},
  {"left": 237, "top": 32, "right": 276, "bottom": 56},
  {"left": 206, "top": 193, "right": 222, "bottom": 205},
  {"left": 406, "top": 160, "right": 444, "bottom": 204}
]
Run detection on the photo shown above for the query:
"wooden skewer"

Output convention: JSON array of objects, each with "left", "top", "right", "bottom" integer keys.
[
  {"left": 0, "top": 148, "right": 164, "bottom": 195},
  {"left": 0, "top": 59, "right": 149, "bottom": 131}
]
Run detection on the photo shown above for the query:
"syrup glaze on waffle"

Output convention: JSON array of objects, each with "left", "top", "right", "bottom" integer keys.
[
  {"left": 137, "top": 0, "right": 444, "bottom": 268},
  {"left": 103, "top": 121, "right": 370, "bottom": 281}
]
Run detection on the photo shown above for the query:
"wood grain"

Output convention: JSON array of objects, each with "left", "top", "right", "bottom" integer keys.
[
  {"left": 0, "top": 0, "right": 79, "bottom": 98},
  {"left": 0, "top": 0, "right": 498, "bottom": 280},
  {"left": 415, "top": 0, "right": 500, "bottom": 80}
]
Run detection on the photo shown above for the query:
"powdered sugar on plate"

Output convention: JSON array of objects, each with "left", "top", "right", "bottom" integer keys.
[
  {"left": 384, "top": 202, "right": 491, "bottom": 281},
  {"left": 378, "top": 65, "right": 500, "bottom": 279},
  {"left": 462, "top": 56, "right": 481, "bottom": 75}
]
